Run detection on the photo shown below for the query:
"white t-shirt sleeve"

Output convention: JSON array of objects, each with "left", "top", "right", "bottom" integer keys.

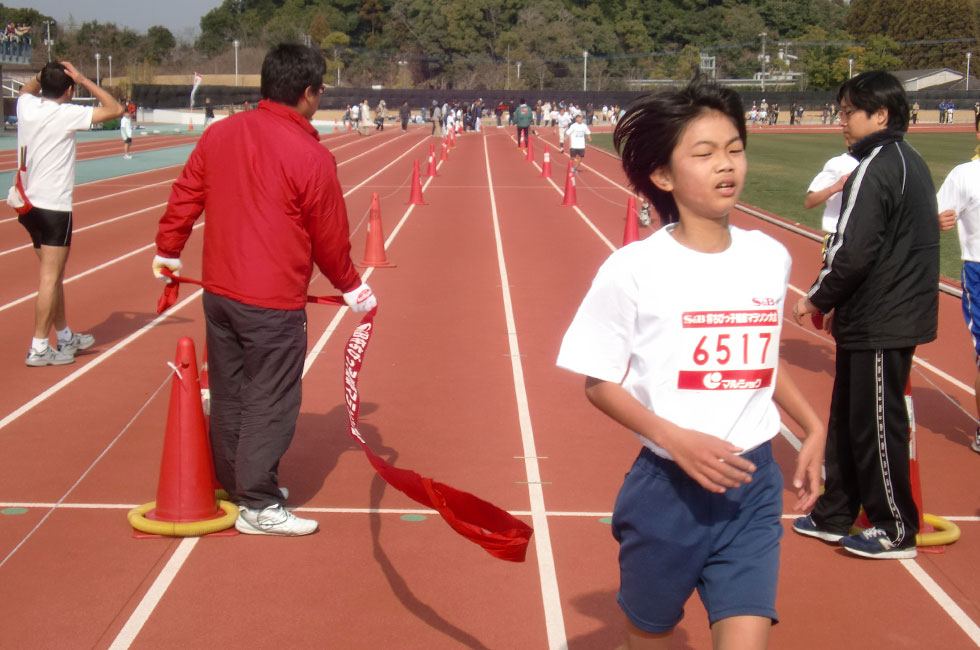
[
  {"left": 557, "top": 252, "right": 636, "bottom": 383},
  {"left": 61, "top": 103, "right": 94, "bottom": 131},
  {"left": 936, "top": 167, "right": 963, "bottom": 215}
]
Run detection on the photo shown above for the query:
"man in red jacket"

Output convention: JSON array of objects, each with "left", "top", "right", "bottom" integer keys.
[{"left": 153, "top": 44, "right": 376, "bottom": 537}]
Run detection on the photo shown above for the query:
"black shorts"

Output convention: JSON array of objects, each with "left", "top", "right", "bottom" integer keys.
[
  {"left": 18, "top": 206, "right": 72, "bottom": 248},
  {"left": 570, "top": 147, "right": 585, "bottom": 158},
  {"left": 123, "top": 137, "right": 132, "bottom": 144}
]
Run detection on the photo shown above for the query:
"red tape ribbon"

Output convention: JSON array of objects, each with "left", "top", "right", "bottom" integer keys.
[{"left": 157, "top": 271, "right": 533, "bottom": 561}]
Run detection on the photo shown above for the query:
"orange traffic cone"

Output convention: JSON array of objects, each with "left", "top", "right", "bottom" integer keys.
[
  {"left": 623, "top": 196, "right": 639, "bottom": 246},
  {"left": 541, "top": 145, "right": 552, "bottom": 178},
  {"left": 440, "top": 141, "right": 449, "bottom": 162},
  {"left": 128, "top": 337, "right": 238, "bottom": 537},
  {"left": 347, "top": 120, "right": 352, "bottom": 131},
  {"left": 449, "top": 128, "right": 456, "bottom": 149},
  {"left": 525, "top": 133, "right": 534, "bottom": 162},
  {"left": 560, "top": 160, "right": 577, "bottom": 207},
  {"left": 188, "top": 119, "right": 194, "bottom": 132},
  {"left": 407, "top": 159, "right": 426, "bottom": 205},
  {"left": 360, "top": 192, "right": 396, "bottom": 267},
  {"left": 427, "top": 143, "right": 438, "bottom": 177}
]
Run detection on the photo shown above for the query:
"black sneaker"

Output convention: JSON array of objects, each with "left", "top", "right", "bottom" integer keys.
[
  {"left": 792, "top": 515, "right": 845, "bottom": 543},
  {"left": 840, "top": 527, "right": 917, "bottom": 559}
]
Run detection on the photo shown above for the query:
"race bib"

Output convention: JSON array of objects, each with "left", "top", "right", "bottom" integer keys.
[{"left": 676, "top": 309, "right": 779, "bottom": 391}]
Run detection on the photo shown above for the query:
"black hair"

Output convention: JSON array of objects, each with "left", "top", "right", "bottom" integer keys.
[
  {"left": 837, "top": 70, "right": 909, "bottom": 132},
  {"left": 613, "top": 76, "right": 746, "bottom": 225},
  {"left": 260, "top": 43, "right": 326, "bottom": 105},
  {"left": 39, "top": 62, "right": 73, "bottom": 100}
]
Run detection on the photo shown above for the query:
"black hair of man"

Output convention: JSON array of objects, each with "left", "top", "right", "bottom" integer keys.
[
  {"left": 39, "top": 62, "right": 74, "bottom": 100},
  {"left": 260, "top": 43, "right": 326, "bottom": 106},
  {"left": 837, "top": 70, "right": 909, "bottom": 132},
  {"left": 613, "top": 74, "right": 746, "bottom": 225}
]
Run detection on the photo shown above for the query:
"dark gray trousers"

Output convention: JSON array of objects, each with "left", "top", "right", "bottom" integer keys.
[{"left": 203, "top": 291, "right": 307, "bottom": 510}]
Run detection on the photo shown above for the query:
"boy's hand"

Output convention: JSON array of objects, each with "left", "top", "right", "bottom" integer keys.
[
  {"left": 658, "top": 425, "right": 756, "bottom": 493},
  {"left": 792, "top": 431, "right": 826, "bottom": 511},
  {"left": 59, "top": 62, "right": 87, "bottom": 85},
  {"left": 939, "top": 209, "right": 957, "bottom": 232}
]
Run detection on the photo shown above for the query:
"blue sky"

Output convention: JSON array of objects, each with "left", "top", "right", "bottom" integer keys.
[{"left": 8, "top": 0, "right": 225, "bottom": 39}]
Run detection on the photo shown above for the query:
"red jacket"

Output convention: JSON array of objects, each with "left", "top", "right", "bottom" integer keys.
[{"left": 156, "top": 99, "right": 361, "bottom": 310}]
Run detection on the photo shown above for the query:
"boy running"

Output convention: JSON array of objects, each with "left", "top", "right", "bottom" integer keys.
[{"left": 558, "top": 78, "right": 825, "bottom": 649}]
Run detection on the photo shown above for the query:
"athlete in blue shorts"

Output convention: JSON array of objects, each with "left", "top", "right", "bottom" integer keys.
[
  {"left": 557, "top": 78, "right": 825, "bottom": 649},
  {"left": 938, "top": 122, "right": 980, "bottom": 454}
]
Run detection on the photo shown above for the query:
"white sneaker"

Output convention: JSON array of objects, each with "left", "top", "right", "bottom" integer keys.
[
  {"left": 25, "top": 346, "right": 75, "bottom": 367},
  {"left": 123, "top": 154, "right": 133, "bottom": 159},
  {"left": 235, "top": 504, "right": 317, "bottom": 536},
  {"left": 58, "top": 332, "right": 95, "bottom": 356}
]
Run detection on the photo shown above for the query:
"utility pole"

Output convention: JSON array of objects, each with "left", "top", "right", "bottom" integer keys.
[
  {"left": 43, "top": 20, "right": 54, "bottom": 62},
  {"left": 758, "top": 32, "right": 767, "bottom": 92},
  {"left": 583, "top": 50, "right": 588, "bottom": 91}
]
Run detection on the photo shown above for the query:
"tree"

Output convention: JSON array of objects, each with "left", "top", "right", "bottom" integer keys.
[{"left": 144, "top": 26, "right": 176, "bottom": 63}]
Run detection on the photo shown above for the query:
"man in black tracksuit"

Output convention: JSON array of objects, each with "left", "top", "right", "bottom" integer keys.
[{"left": 792, "top": 71, "right": 939, "bottom": 559}]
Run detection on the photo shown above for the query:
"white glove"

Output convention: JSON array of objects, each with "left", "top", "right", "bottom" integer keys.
[
  {"left": 343, "top": 282, "right": 377, "bottom": 313},
  {"left": 152, "top": 255, "right": 182, "bottom": 283}
]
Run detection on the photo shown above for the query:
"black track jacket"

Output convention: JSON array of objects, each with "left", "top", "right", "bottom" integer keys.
[{"left": 807, "top": 129, "right": 939, "bottom": 350}]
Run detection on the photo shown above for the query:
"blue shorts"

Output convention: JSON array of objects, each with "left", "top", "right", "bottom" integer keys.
[
  {"left": 611, "top": 441, "right": 782, "bottom": 633},
  {"left": 961, "top": 262, "right": 980, "bottom": 364}
]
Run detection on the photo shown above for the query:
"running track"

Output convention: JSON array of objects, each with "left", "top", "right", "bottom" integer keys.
[{"left": 0, "top": 122, "right": 978, "bottom": 649}]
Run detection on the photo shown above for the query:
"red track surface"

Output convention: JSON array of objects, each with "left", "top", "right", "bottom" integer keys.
[{"left": 0, "top": 123, "right": 978, "bottom": 649}]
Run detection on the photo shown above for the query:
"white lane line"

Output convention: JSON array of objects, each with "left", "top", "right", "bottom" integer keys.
[
  {"left": 110, "top": 135, "right": 441, "bottom": 650},
  {"left": 784, "top": 283, "right": 974, "bottom": 396},
  {"left": 0, "top": 284, "right": 204, "bottom": 434},
  {"left": 484, "top": 133, "right": 567, "bottom": 649},
  {"left": 5, "top": 503, "right": 979, "bottom": 522},
  {"left": 900, "top": 559, "right": 980, "bottom": 646},
  {"left": 107, "top": 537, "right": 198, "bottom": 650},
  {"left": 0, "top": 202, "right": 166, "bottom": 259},
  {"left": 0, "top": 220, "right": 198, "bottom": 314},
  {"left": 529, "top": 133, "right": 980, "bottom": 643}
]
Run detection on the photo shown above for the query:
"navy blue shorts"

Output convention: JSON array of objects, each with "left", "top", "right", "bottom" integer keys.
[
  {"left": 961, "top": 262, "right": 980, "bottom": 365},
  {"left": 611, "top": 441, "right": 782, "bottom": 633}
]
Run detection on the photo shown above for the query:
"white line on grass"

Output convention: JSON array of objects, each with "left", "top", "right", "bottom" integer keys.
[{"left": 484, "top": 132, "right": 567, "bottom": 650}]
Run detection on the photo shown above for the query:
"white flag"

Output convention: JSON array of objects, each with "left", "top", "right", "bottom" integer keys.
[{"left": 190, "top": 72, "right": 202, "bottom": 108}]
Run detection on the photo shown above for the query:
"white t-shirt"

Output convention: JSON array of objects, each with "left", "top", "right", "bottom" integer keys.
[
  {"left": 808, "top": 153, "right": 859, "bottom": 233},
  {"left": 16, "top": 93, "right": 93, "bottom": 211},
  {"left": 937, "top": 159, "right": 980, "bottom": 263},
  {"left": 557, "top": 225, "right": 790, "bottom": 459},
  {"left": 120, "top": 114, "right": 133, "bottom": 140},
  {"left": 566, "top": 122, "right": 590, "bottom": 149},
  {"left": 556, "top": 112, "right": 572, "bottom": 131},
  {"left": 350, "top": 104, "right": 360, "bottom": 120}
]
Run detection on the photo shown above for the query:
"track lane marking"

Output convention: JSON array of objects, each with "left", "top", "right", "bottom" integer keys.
[
  {"left": 109, "top": 133, "right": 443, "bottom": 650},
  {"left": 484, "top": 132, "right": 567, "bottom": 650},
  {"left": 521, "top": 130, "right": 980, "bottom": 643}
]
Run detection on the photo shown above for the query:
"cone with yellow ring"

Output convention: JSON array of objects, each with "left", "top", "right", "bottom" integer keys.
[{"left": 129, "top": 337, "right": 237, "bottom": 537}]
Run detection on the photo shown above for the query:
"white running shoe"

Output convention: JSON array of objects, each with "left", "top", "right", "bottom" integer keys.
[
  {"left": 236, "top": 504, "right": 317, "bottom": 536},
  {"left": 25, "top": 346, "right": 75, "bottom": 367},
  {"left": 58, "top": 332, "right": 95, "bottom": 356}
]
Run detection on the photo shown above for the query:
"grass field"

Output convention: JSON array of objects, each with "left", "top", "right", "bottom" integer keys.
[{"left": 592, "top": 131, "right": 979, "bottom": 281}]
